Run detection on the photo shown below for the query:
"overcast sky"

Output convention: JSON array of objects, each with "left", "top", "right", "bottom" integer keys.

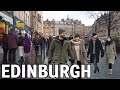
[{"left": 42, "top": 11, "right": 101, "bottom": 26}]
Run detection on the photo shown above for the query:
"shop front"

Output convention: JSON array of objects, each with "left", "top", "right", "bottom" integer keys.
[
  {"left": 0, "top": 12, "right": 13, "bottom": 44},
  {"left": 13, "top": 16, "right": 31, "bottom": 37}
]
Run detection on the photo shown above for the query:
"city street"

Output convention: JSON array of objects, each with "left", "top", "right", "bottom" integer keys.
[
  {"left": 90, "top": 53, "right": 120, "bottom": 79},
  {"left": 0, "top": 46, "right": 120, "bottom": 79}
]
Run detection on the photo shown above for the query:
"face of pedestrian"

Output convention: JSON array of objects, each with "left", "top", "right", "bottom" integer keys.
[
  {"left": 60, "top": 32, "right": 65, "bottom": 39},
  {"left": 74, "top": 37, "right": 80, "bottom": 42},
  {"left": 93, "top": 35, "right": 97, "bottom": 39},
  {"left": 107, "top": 37, "right": 111, "bottom": 41},
  {"left": 35, "top": 35, "right": 38, "bottom": 38}
]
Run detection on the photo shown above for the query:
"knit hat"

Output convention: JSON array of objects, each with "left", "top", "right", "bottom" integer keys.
[
  {"left": 74, "top": 33, "right": 80, "bottom": 38},
  {"left": 92, "top": 33, "right": 97, "bottom": 37},
  {"left": 59, "top": 28, "right": 65, "bottom": 35},
  {"left": 10, "top": 27, "right": 15, "bottom": 31}
]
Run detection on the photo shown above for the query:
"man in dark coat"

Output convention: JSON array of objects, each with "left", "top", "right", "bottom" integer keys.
[
  {"left": 32, "top": 35, "right": 40, "bottom": 55},
  {"left": 39, "top": 34, "right": 47, "bottom": 63},
  {"left": 1, "top": 33, "right": 8, "bottom": 64},
  {"left": 7, "top": 28, "right": 18, "bottom": 64},
  {"left": 48, "top": 28, "right": 74, "bottom": 64},
  {"left": 87, "top": 33, "right": 104, "bottom": 73}
]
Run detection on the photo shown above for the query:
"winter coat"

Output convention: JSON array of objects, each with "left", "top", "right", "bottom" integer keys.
[
  {"left": 24, "top": 37, "right": 31, "bottom": 53},
  {"left": 32, "top": 37, "right": 40, "bottom": 46},
  {"left": 87, "top": 38, "right": 104, "bottom": 63},
  {"left": 105, "top": 42, "right": 117, "bottom": 64},
  {"left": 40, "top": 37, "right": 46, "bottom": 46},
  {"left": 7, "top": 31, "right": 18, "bottom": 49},
  {"left": 48, "top": 38, "right": 74, "bottom": 64},
  {"left": 69, "top": 39, "right": 88, "bottom": 64},
  {"left": 48, "top": 38, "right": 53, "bottom": 50},
  {"left": 1, "top": 35, "right": 8, "bottom": 49},
  {"left": 18, "top": 36, "right": 24, "bottom": 46}
]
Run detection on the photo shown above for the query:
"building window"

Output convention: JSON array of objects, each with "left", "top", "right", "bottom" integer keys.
[
  {"left": 28, "top": 15, "right": 29, "bottom": 26},
  {"left": 26, "top": 13, "right": 27, "bottom": 24},
  {"left": 24, "top": 11, "right": 25, "bottom": 22},
  {"left": 19, "top": 11, "right": 20, "bottom": 18}
]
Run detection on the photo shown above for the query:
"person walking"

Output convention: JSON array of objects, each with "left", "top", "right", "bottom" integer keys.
[
  {"left": 87, "top": 33, "right": 104, "bottom": 73},
  {"left": 7, "top": 28, "right": 18, "bottom": 64},
  {"left": 1, "top": 33, "right": 8, "bottom": 64},
  {"left": 18, "top": 33, "right": 24, "bottom": 64},
  {"left": 48, "top": 28, "right": 74, "bottom": 64},
  {"left": 46, "top": 35, "right": 53, "bottom": 56},
  {"left": 105, "top": 37, "right": 117, "bottom": 75},
  {"left": 24, "top": 33, "right": 31, "bottom": 64},
  {"left": 69, "top": 33, "right": 88, "bottom": 78},
  {"left": 32, "top": 34, "right": 41, "bottom": 64},
  {"left": 32, "top": 35, "right": 40, "bottom": 55},
  {"left": 84, "top": 36, "right": 89, "bottom": 49},
  {"left": 40, "top": 34, "right": 46, "bottom": 63}
]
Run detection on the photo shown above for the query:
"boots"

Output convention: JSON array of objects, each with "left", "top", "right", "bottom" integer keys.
[{"left": 108, "top": 69, "right": 112, "bottom": 75}]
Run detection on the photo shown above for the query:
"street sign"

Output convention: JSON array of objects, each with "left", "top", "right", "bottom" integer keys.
[
  {"left": 0, "top": 22, "right": 5, "bottom": 43},
  {"left": 16, "top": 22, "right": 24, "bottom": 28}
]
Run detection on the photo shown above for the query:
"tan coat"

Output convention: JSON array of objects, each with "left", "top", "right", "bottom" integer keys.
[
  {"left": 105, "top": 42, "right": 117, "bottom": 64},
  {"left": 69, "top": 39, "right": 88, "bottom": 65}
]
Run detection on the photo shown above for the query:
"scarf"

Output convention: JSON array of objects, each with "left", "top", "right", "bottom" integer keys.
[
  {"left": 105, "top": 40, "right": 112, "bottom": 47},
  {"left": 70, "top": 39, "right": 81, "bottom": 45},
  {"left": 70, "top": 39, "right": 85, "bottom": 45}
]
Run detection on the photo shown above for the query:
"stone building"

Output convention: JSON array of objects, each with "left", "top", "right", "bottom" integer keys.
[
  {"left": 30, "top": 11, "right": 43, "bottom": 34},
  {"left": 43, "top": 19, "right": 55, "bottom": 37},
  {"left": 91, "top": 11, "right": 120, "bottom": 40},
  {"left": 13, "top": 11, "right": 31, "bottom": 35}
]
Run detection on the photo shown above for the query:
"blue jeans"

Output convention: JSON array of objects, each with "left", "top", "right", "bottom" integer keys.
[
  {"left": 34, "top": 45, "right": 39, "bottom": 55},
  {"left": 41, "top": 45, "right": 45, "bottom": 59},
  {"left": 92, "top": 54, "right": 99, "bottom": 72}
]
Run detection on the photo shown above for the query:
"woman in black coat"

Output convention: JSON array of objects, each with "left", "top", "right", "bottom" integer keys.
[
  {"left": 87, "top": 33, "right": 104, "bottom": 73},
  {"left": 1, "top": 33, "right": 8, "bottom": 64}
]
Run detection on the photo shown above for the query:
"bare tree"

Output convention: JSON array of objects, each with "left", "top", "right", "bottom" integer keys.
[{"left": 87, "top": 11, "right": 120, "bottom": 37}]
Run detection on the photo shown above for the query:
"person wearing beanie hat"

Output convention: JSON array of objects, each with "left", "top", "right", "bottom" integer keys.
[
  {"left": 87, "top": 32, "right": 104, "bottom": 74},
  {"left": 69, "top": 33, "right": 88, "bottom": 79},
  {"left": 7, "top": 27, "right": 18, "bottom": 64},
  {"left": 92, "top": 33, "right": 97, "bottom": 39},
  {"left": 10, "top": 27, "right": 15, "bottom": 31},
  {"left": 59, "top": 28, "right": 65, "bottom": 35},
  {"left": 74, "top": 33, "right": 80, "bottom": 38},
  {"left": 92, "top": 33, "right": 97, "bottom": 37},
  {"left": 48, "top": 28, "right": 74, "bottom": 68}
]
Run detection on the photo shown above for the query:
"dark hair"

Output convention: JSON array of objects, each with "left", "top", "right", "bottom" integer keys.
[
  {"left": 19, "top": 33, "right": 22, "bottom": 35},
  {"left": 25, "top": 33, "right": 28, "bottom": 38},
  {"left": 10, "top": 27, "right": 15, "bottom": 31},
  {"left": 92, "top": 33, "right": 97, "bottom": 37},
  {"left": 35, "top": 34, "right": 38, "bottom": 37},
  {"left": 49, "top": 35, "right": 53, "bottom": 39},
  {"left": 105, "top": 37, "right": 112, "bottom": 47}
]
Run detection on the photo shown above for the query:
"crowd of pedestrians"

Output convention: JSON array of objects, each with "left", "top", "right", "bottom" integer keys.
[{"left": 0, "top": 27, "right": 118, "bottom": 77}]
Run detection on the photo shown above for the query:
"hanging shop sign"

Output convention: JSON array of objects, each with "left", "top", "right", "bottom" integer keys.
[
  {"left": 0, "top": 22, "right": 5, "bottom": 43},
  {"left": 16, "top": 22, "right": 24, "bottom": 28}
]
